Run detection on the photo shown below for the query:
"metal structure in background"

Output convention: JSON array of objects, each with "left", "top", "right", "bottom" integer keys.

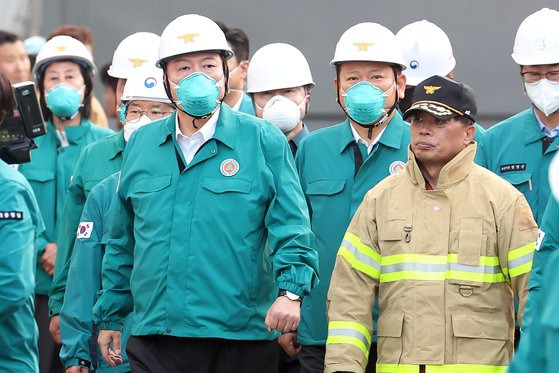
[{"left": 25, "top": 0, "right": 559, "bottom": 130}]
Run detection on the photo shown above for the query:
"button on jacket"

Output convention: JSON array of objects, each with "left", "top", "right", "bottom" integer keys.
[
  {"left": 325, "top": 144, "right": 537, "bottom": 373},
  {"left": 93, "top": 106, "right": 319, "bottom": 340}
]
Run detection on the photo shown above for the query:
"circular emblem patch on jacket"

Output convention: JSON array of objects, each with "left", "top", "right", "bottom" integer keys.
[
  {"left": 220, "top": 159, "right": 240, "bottom": 177},
  {"left": 389, "top": 161, "right": 406, "bottom": 175}
]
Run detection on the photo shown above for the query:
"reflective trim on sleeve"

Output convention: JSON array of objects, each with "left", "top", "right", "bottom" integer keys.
[
  {"left": 508, "top": 242, "right": 535, "bottom": 278},
  {"left": 379, "top": 253, "right": 506, "bottom": 283},
  {"left": 376, "top": 363, "right": 507, "bottom": 373},
  {"left": 327, "top": 320, "right": 372, "bottom": 358},
  {"left": 338, "top": 232, "right": 381, "bottom": 279}
]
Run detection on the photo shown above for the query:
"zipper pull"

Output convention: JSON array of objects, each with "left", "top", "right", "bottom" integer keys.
[{"left": 404, "top": 226, "right": 412, "bottom": 243}]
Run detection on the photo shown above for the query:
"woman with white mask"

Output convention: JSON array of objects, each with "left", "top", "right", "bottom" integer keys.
[
  {"left": 247, "top": 43, "right": 314, "bottom": 157},
  {"left": 18, "top": 35, "right": 114, "bottom": 373}
]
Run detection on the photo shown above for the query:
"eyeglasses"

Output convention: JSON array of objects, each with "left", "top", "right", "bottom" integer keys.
[
  {"left": 521, "top": 71, "right": 559, "bottom": 84},
  {"left": 125, "top": 108, "right": 173, "bottom": 123}
]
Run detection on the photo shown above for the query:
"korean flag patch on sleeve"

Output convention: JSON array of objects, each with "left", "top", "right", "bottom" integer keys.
[{"left": 76, "top": 222, "right": 94, "bottom": 239}]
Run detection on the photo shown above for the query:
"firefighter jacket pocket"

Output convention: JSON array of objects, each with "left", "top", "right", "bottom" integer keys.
[
  {"left": 377, "top": 310, "right": 404, "bottom": 363},
  {"left": 452, "top": 313, "right": 510, "bottom": 364}
]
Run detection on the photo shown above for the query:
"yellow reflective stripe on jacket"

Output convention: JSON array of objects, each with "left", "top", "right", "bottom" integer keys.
[
  {"left": 507, "top": 242, "right": 535, "bottom": 277},
  {"left": 338, "top": 232, "right": 381, "bottom": 279},
  {"left": 327, "top": 320, "right": 371, "bottom": 358},
  {"left": 379, "top": 253, "right": 505, "bottom": 283},
  {"left": 376, "top": 363, "right": 507, "bottom": 373}
]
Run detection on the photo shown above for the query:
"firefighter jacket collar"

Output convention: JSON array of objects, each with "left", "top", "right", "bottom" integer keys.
[{"left": 407, "top": 141, "right": 477, "bottom": 190}]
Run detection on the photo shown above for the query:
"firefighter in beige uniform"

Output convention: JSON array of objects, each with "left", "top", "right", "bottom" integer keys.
[{"left": 324, "top": 75, "right": 538, "bottom": 373}]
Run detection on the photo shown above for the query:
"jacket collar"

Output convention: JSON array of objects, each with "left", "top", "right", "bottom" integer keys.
[
  {"left": 159, "top": 104, "right": 237, "bottom": 149},
  {"left": 107, "top": 131, "right": 125, "bottom": 160},
  {"left": 407, "top": 142, "right": 477, "bottom": 190},
  {"left": 523, "top": 107, "right": 547, "bottom": 145},
  {"left": 338, "top": 112, "right": 406, "bottom": 154},
  {"left": 49, "top": 118, "right": 92, "bottom": 145}
]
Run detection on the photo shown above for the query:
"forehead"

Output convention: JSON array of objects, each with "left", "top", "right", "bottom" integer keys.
[
  {"left": 0, "top": 40, "right": 26, "bottom": 54},
  {"left": 338, "top": 61, "right": 393, "bottom": 74},
  {"left": 44, "top": 61, "right": 81, "bottom": 74},
  {"left": 522, "top": 63, "right": 559, "bottom": 71},
  {"left": 167, "top": 51, "right": 221, "bottom": 65},
  {"left": 128, "top": 100, "right": 164, "bottom": 108}
]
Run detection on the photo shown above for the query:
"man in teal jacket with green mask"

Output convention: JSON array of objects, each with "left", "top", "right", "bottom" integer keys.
[
  {"left": 476, "top": 8, "right": 559, "bottom": 225},
  {"left": 94, "top": 14, "right": 319, "bottom": 373},
  {"left": 293, "top": 22, "right": 411, "bottom": 373}
]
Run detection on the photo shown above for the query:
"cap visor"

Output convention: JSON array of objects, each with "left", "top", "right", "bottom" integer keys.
[{"left": 403, "top": 102, "right": 459, "bottom": 121}]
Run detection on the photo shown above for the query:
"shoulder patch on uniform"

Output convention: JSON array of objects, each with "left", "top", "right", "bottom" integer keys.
[
  {"left": 535, "top": 230, "right": 546, "bottom": 251},
  {"left": 0, "top": 211, "right": 23, "bottom": 220},
  {"left": 76, "top": 222, "right": 94, "bottom": 239},
  {"left": 389, "top": 161, "right": 406, "bottom": 175}
]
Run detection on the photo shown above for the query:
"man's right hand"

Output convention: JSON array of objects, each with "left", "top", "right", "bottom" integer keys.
[
  {"left": 66, "top": 366, "right": 88, "bottom": 373},
  {"left": 98, "top": 330, "right": 123, "bottom": 367},
  {"left": 49, "top": 315, "right": 61, "bottom": 344},
  {"left": 278, "top": 332, "right": 302, "bottom": 357},
  {"left": 41, "top": 242, "right": 57, "bottom": 275}
]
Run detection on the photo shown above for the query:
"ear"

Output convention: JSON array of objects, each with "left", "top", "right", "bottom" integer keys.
[
  {"left": 239, "top": 60, "right": 249, "bottom": 80},
  {"left": 465, "top": 123, "right": 476, "bottom": 144},
  {"left": 396, "top": 73, "right": 407, "bottom": 100},
  {"left": 333, "top": 77, "right": 340, "bottom": 104}
]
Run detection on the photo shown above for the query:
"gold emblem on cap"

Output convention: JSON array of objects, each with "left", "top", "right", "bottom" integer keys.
[
  {"left": 177, "top": 33, "right": 200, "bottom": 43},
  {"left": 353, "top": 42, "right": 374, "bottom": 52},
  {"left": 56, "top": 46, "right": 67, "bottom": 52},
  {"left": 128, "top": 58, "right": 148, "bottom": 68},
  {"left": 424, "top": 86, "right": 442, "bottom": 94}
]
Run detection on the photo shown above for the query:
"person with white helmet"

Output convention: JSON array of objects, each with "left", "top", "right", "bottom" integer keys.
[
  {"left": 215, "top": 21, "right": 256, "bottom": 115},
  {"left": 93, "top": 14, "right": 318, "bottom": 373},
  {"left": 17, "top": 34, "right": 114, "bottom": 373},
  {"left": 58, "top": 67, "right": 174, "bottom": 373},
  {"left": 106, "top": 32, "right": 161, "bottom": 128},
  {"left": 396, "top": 20, "right": 486, "bottom": 142},
  {"left": 293, "top": 22, "right": 410, "bottom": 373},
  {"left": 476, "top": 8, "right": 559, "bottom": 226},
  {"left": 509, "top": 153, "right": 559, "bottom": 372},
  {"left": 47, "top": 32, "right": 161, "bottom": 345},
  {"left": 247, "top": 42, "right": 313, "bottom": 157}
]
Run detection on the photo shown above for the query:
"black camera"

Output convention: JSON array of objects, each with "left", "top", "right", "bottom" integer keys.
[{"left": 0, "top": 81, "right": 46, "bottom": 164}]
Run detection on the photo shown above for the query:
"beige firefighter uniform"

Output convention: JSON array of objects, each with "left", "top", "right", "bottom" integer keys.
[{"left": 325, "top": 143, "right": 538, "bottom": 373}]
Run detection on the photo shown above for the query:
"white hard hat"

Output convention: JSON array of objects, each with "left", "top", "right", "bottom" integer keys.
[
  {"left": 396, "top": 20, "right": 456, "bottom": 86},
  {"left": 331, "top": 22, "right": 406, "bottom": 69},
  {"left": 121, "top": 66, "right": 171, "bottom": 104},
  {"left": 33, "top": 35, "right": 96, "bottom": 79},
  {"left": 512, "top": 8, "right": 559, "bottom": 66},
  {"left": 550, "top": 153, "right": 559, "bottom": 202},
  {"left": 108, "top": 32, "right": 161, "bottom": 79},
  {"left": 246, "top": 43, "right": 314, "bottom": 93},
  {"left": 157, "top": 14, "right": 233, "bottom": 67}
]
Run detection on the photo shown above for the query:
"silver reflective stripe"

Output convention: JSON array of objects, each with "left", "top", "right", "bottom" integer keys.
[
  {"left": 449, "top": 262, "right": 501, "bottom": 274},
  {"left": 381, "top": 262, "right": 446, "bottom": 274},
  {"left": 508, "top": 251, "right": 534, "bottom": 269},
  {"left": 341, "top": 240, "right": 381, "bottom": 271},
  {"left": 328, "top": 328, "right": 371, "bottom": 350}
]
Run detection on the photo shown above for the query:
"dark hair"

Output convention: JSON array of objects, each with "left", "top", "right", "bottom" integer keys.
[
  {"left": 100, "top": 62, "right": 118, "bottom": 92},
  {"left": 48, "top": 25, "right": 93, "bottom": 47},
  {"left": 0, "top": 72, "right": 13, "bottom": 123},
  {"left": 37, "top": 60, "right": 93, "bottom": 121},
  {"left": 0, "top": 30, "right": 21, "bottom": 46},
  {"left": 214, "top": 21, "right": 249, "bottom": 61},
  {"left": 457, "top": 116, "right": 474, "bottom": 126}
]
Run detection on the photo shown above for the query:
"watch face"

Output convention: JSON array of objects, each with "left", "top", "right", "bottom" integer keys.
[{"left": 285, "top": 291, "right": 301, "bottom": 301}]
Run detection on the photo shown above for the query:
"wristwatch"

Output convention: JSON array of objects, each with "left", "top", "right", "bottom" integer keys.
[{"left": 278, "top": 289, "right": 302, "bottom": 302}]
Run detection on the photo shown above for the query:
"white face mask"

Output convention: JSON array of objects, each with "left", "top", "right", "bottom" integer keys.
[
  {"left": 258, "top": 95, "right": 307, "bottom": 133},
  {"left": 525, "top": 79, "right": 559, "bottom": 116},
  {"left": 124, "top": 115, "right": 152, "bottom": 142}
]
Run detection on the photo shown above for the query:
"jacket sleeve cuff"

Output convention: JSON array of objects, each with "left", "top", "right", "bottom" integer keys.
[
  {"left": 65, "top": 357, "right": 92, "bottom": 370},
  {"left": 48, "top": 299, "right": 62, "bottom": 317},
  {"left": 277, "top": 281, "right": 305, "bottom": 297},
  {"left": 98, "top": 321, "right": 124, "bottom": 331}
]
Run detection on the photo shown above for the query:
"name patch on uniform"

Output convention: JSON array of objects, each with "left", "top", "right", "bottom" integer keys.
[
  {"left": 500, "top": 163, "right": 526, "bottom": 173},
  {"left": 0, "top": 211, "right": 23, "bottom": 220},
  {"left": 76, "top": 222, "right": 94, "bottom": 239}
]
